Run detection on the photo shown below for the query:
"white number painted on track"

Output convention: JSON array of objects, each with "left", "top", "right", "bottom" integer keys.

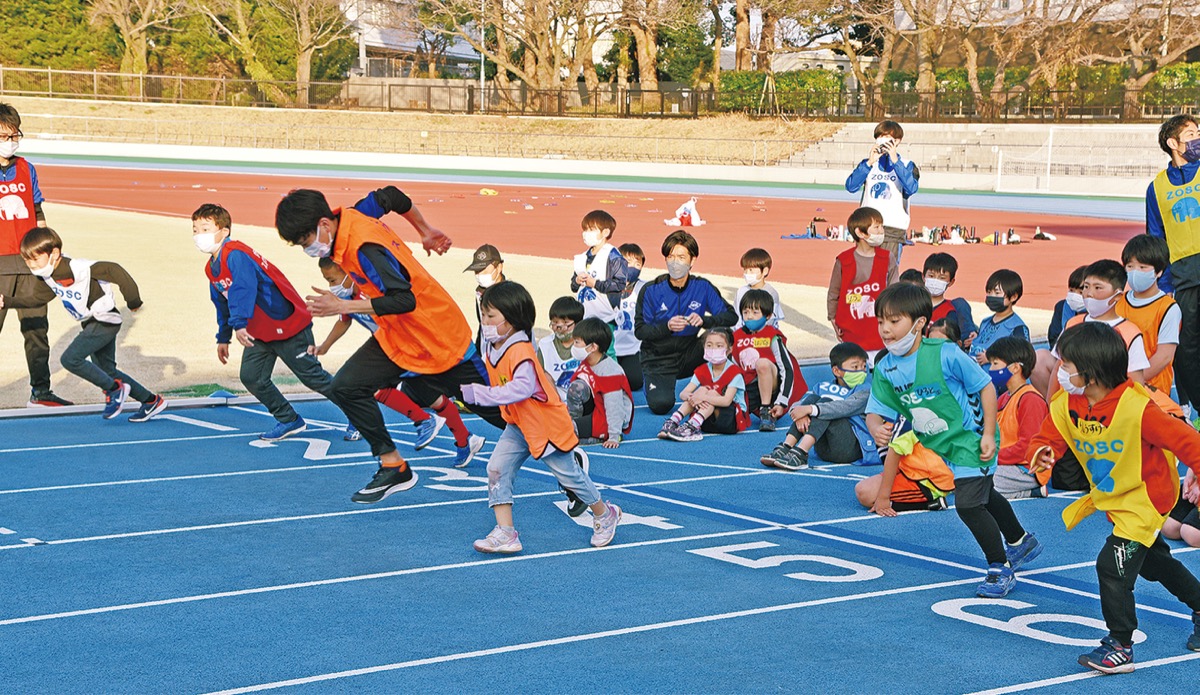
[
  {"left": 553, "top": 500, "right": 683, "bottom": 530},
  {"left": 689, "top": 541, "right": 884, "bottom": 582},
  {"left": 411, "top": 466, "right": 488, "bottom": 492},
  {"left": 249, "top": 437, "right": 368, "bottom": 460},
  {"left": 931, "top": 599, "right": 1148, "bottom": 647}
]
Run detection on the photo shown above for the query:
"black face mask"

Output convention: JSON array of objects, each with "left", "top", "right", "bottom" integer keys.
[{"left": 985, "top": 296, "right": 1008, "bottom": 312}]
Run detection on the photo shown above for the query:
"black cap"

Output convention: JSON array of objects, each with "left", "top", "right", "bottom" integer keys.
[{"left": 465, "top": 244, "right": 503, "bottom": 272}]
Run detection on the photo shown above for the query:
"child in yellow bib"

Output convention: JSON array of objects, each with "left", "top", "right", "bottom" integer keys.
[{"left": 1029, "top": 321, "right": 1200, "bottom": 674}]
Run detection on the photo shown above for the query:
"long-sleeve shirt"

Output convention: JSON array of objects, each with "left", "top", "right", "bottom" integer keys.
[
  {"left": 1146, "top": 160, "right": 1200, "bottom": 293},
  {"left": 209, "top": 246, "right": 298, "bottom": 343},
  {"left": 805, "top": 387, "right": 869, "bottom": 421},
  {"left": 7, "top": 256, "right": 141, "bottom": 311},
  {"left": 589, "top": 355, "right": 634, "bottom": 437},
  {"left": 826, "top": 250, "right": 899, "bottom": 322},
  {"left": 570, "top": 246, "right": 629, "bottom": 308},
  {"left": 998, "top": 388, "right": 1048, "bottom": 466},
  {"left": 845, "top": 155, "right": 920, "bottom": 197},
  {"left": 635, "top": 274, "right": 737, "bottom": 360},
  {"left": 465, "top": 331, "right": 544, "bottom": 406}
]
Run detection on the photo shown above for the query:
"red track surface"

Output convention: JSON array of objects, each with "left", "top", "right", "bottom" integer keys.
[{"left": 40, "top": 165, "right": 1142, "bottom": 311}]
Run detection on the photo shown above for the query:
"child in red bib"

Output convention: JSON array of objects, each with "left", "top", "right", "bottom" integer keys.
[
  {"left": 734, "top": 289, "right": 807, "bottom": 432},
  {"left": 659, "top": 327, "right": 750, "bottom": 442},
  {"left": 565, "top": 318, "right": 633, "bottom": 448},
  {"left": 828, "top": 207, "right": 896, "bottom": 359}
]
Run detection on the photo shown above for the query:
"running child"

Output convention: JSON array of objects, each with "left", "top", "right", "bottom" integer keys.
[
  {"left": 735, "top": 248, "right": 784, "bottom": 329},
  {"left": 986, "top": 337, "right": 1050, "bottom": 499},
  {"left": 969, "top": 269, "right": 1029, "bottom": 365},
  {"left": 614, "top": 242, "right": 646, "bottom": 390},
  {"left": 659, "top": 327, "right": 750, "bottom": 442},
  {"left": 1028, "top": 321, "right": 1200, "bottom": 673},
  {"left": 461, "top": 280, "right": 621, "bottom": 553},
  {"left": 1, "top": 228, "right": 166, "bottom": 421},
  {"left": 1117, "top": 234, "right": 1180, "bottom": 396},
  {"left": 536, "top": 296, "right": 585, "bottom": 399},
  {"left": 571, "top": 210, "right": 629, "bottom": 332},
  {"left": 867, "top": 282, "right": 1042, "bottom": 598},
  {"left": 828, "top": 206, "right": 897, "bottom": 360},
  {"left": 565, "top": 317, "right": 633, "bottom": 448},
  {"left": 733, "top": 289, "right": 806, "bottom": 432}
]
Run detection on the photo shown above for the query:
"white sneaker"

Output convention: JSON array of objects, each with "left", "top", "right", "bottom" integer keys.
[
  {"left": 590, "top": 503, "right": 622, "bottom": 547},
  {"left": 454, "top": 434, "right": 487, "bottom": 468},
  {"left": 473, "top": 526, "right": 522, "bottom": 554}
]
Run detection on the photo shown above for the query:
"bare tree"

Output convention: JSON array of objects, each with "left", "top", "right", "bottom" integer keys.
[
  {"left": 193, "top": 0, "right": 292, "bottom": 104},
  {"left": 88, "top": 0, "right": 186, "bottom": 75},
  {"left": 265, "top": 0, "right": 354, "bottom": 104}
]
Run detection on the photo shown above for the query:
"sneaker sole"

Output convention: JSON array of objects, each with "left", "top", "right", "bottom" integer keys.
[
  {"left": 574, "top": 448, "right": 590, "bottom": 475},
  {"left": 102, "top": 383, "right": 132, "bottom": 420},
  {"left": 775, "top": 462, "right": 805, "bottom": 472},
  {"left": 351, "top": 470, "right": 419, "bottom": 504},
  {"left": 413, "top": 415, "right": 446, "bottom": 451},
  {"left": 759, "top": 456, "right": 780, "bottom": 467},
  {"left": 473, "top": 542, "right": 523, "bottom": 554},
  {"left": 260, "top": 423, "right": 307, "bottom": 442},
  {"left": 454, "top": 435, "right": 486, "bottom": 468},
  {"left": 976, "top": 582, "right": 1016, "bottom": 599},
  {"left": 1078, "top": 655, "right": 1134, "bottom": 674},
  {"left": 129, "top": 399, "right": 168, "bottom": 423}
]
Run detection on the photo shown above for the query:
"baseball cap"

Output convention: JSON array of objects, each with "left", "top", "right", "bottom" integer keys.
[{"left": 465, "top": 244, "right": 503, "bottom": 272}]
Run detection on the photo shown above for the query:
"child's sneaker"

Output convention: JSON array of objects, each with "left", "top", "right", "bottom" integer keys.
[
  {"left": 413, "top": 414, "right": 445, "bottom": 450},
  {"left": 28, "top": 390, "right": 73, "bottom": 407},
  {"left": 473, "top": 526, "right": 522, "bottom": 554},
  {"left": 1078, "top": 636, "right": 1135, "bottom": 674},
  {"left": 344, "top": 424, "right": 361, "bottom": 441},
  {"left": 1005, "top": 532, "right": 1043, "bottom": 570},
  {"left": 1188, "top": 611, "right": 1200, "bottom": 652},
  {"left": 667, "top": 421, "right": 703, "bottom": 442},
  {"left": 976, "top": 563, "right": 1016, "bottom": 598},
  {"left": 758, "top": 406, "right": 776, "bottom": 432},
  {"left": 454, "top": 434, "right": 486, "bottom": 468},
  {"left": 760, "top": 443, "right": 791, "bottom": 467},
  {"left": 658, "top": 419, "right": 678, "bottom": 440},
  {"left": 261, "top": 417, "right": 306, "bottom": 441},
  {"left": 127, "top": 395, "right": 167, "bottom": 422},
  {"left": 774, "top": 447, "right": 809, "bottom": 471},
  {"left": 560, "top": 448, "right": 590, "bottom": 517},
  {"left": 351, "top": 464, "right": 418, "bottom": 503},
  {"left": 102, "top": 380, "right": 131, "bottom": 419},
  {"left": 590, "top": 502, "right": 622, "bottom": 547}
]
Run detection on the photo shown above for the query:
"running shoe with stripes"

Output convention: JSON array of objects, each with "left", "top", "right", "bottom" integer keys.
[
  {"left": 1005, "top": 532, "right": 1043, "bottom": 570},
  {"left": 976, "top": 563, "right": 1016, "bottom": 598},
  {"left": 760, "top": 443, "right": 791, "bottom": 467},
  {"left": 102, "top": 380, "right": 130, "bottom": 419},
  {"left": 127, "top": 395, "right": 167, "bottom": 422},
  {"left": 454, "top": 434, "right": 486, "bottom": 468},
  {"left": 1078, "top": 636, "right": 1134, "bottom": 674},
  {"left": 351, "top": 465, "right": 419, "bottom": 504},
  {"left": 667, "top": 421, "right": 703, "bottom": 442},
  {"left": 414, "top": 414, "right": 445, "bottom": 450}
]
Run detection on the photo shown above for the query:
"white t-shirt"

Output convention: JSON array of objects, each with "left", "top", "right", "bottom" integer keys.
[{"left": 1124, "top": 290, "right": 1181, "bottom": 345}]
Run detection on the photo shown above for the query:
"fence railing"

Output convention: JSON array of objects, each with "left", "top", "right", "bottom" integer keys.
[{"left": 4, "top": 65, "right": 1200, "bottom": 122}]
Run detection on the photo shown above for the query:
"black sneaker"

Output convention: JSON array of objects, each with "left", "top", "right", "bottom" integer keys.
[
  {"left": 758, "top": 406, "right": 777, "bottom": 432},
  {"left": 760, "top": 443, "right": 791, "bottom": 467},
  {"left": 563, "top": 487, "right": 588, "bottom": 517},
  {"left": 351, "top": 465, "right": 419, "bottom": 504},
  {"left": 774, "top": 447, "right": 809, "bottom": 471},
  {"left": 28, "top": 390, "right": 74, "bottom": 407}
]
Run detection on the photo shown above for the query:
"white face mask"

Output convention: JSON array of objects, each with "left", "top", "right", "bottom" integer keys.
[
  {"left": 925, "top": 278, "right": 948, "bottom": 297},
  {"left": 866, "top": 233, "right": 885, "bottom": 247},
  {"left": 1065, "top": 291, "right": 1086, "bottom": 313},
  {"left": 743, "top": 272, "right": 761, "bottom": 286},
  {"left": 582, "top": 230, "right": 604, "bottom": 247},
  {"left": 29, "top": 257, "right": 55, "bottom": 278},
  {"left": 704, "top": 347, "right": 728, "bottom": 365},
  {"left": 303, "top": 228, "right": 331, "bottom": 258},
  {"left": 884, "top": 324, "right": 922, "bottom": 357},
  {"left": 0, "top": 140, "right": 19, "bottom": 159},
  {"left": 1057, "top": 366, "right": 1085, "bottom": 396},
  {"left": 570, "top": 345, "right": 591, "bottom": 362},
  {"left": 329, "top": 279, "right": 354, "bottom": 299},
  {"left": 480, "top": 323, "right": 506, "bottom": 344},
  {"left": 1084, "top": 294, "right": 1117, "bottom": 319},
  {"left": 193, "top": 233, "right": 222, "bottom": 254},
  {"left": 476, "top": 272, "right": 496, "bottom": 289}
]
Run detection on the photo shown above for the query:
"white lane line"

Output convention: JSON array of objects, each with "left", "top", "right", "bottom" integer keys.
[
  {"left": 965, "top": 652, "right": 1200, "bottom": 694},
  {"left": 0, "top": 527, "right": 776, "bottom": 626},
  {"left": 0, "top": 527, "right": 15, "bottom": 534},
  {"left": 0, "top": 432, "right": 258, "bottom": 454},
  {"left": 588, "top": 452, "right": 754, "bottom": 472},
  {"left": 156, "top": 414, "right": 239, "bottom": 431}
]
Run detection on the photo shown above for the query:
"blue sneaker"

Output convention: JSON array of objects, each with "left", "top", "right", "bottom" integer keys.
[
  {"left": 1188, "top": 612, "right": 1200, "bottom": 652},
  {"left": 344, "top": 424, "right": 361, "bottom": 441},
  {"left": 976, "top": 563, "right": 1016, "bottom": 598},
  {"left": 1006, "top": 532, "right": 1043, "bottom": 570},
  {"left": 1078, "top": 636, "right": 1134, "bottom": 674},
  {"left": 414, "top": 415, "right": 445, "bottom": 451},
  {"left": 127, "top": 395, "right": 167, "bottom": 422},
  {"left": 261, "top": 417, "right": 306, "bottom": 441},
  {"left": 454, "top": 434, "right": 486, "bottom": 468},
  {"left": 102, "top": 380, "right": 130, "bottom": 419}
]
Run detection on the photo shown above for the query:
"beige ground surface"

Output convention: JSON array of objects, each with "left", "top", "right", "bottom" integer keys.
[{"left": 0, "top": 203, "right": 1050, "bottom": 409}]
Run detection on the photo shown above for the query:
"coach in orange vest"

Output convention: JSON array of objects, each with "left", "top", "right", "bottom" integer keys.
[{"left": 276, "top": 187, "right": 503, "bottom": 505}]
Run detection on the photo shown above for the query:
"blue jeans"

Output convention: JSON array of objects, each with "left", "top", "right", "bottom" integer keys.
[{"left": 485, "top": 424, "right": 600, "bottom": 507}]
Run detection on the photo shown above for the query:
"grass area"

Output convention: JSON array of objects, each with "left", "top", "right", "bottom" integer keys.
[{"left": 6, "top": 96, "right": 840, "bottom": 166}]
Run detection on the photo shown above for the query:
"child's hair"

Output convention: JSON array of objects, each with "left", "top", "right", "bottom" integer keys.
[
  {"left": 1083, "top": 259, "right": 1127, "bottom": 291},
  {"left": 1067, "top": 264, "right": 1088, "bottom": 289},
  {"left": 573, "top": 317, "right": 613, "bottom": 354},
  {"left": 928, "top": 317, "right": 961, "bottom": 343},
  {"left": 874, "top": 120, "right": 904, "bottom": 140},
  {"left": 829, "top": 342, "right": 869, "bottom": 369},
  {"left": 548, "top": 296, "right": 585, "bottom": 323},
  {"left": 899, "top": 269, "right": 925, "bottom": 285},
  {"left": 923, "top": 252, "right": 958, "bottom": 279},
  {"left": 986, "top": 269, "right": 1024, "bottom": 301},
  {"left": 582, "top": 210, "right": 616, "bottom": 233},
  {"left": 192, "top": 203, "right": 232, "bottom": 230},
  {"left": 847, "top": 207, "right": 883, "bottom": 239},
  {"left": 1057, "top": 322, "right": 1130, "bottom": 390},
  {"left": 661, "top": 229, "right": 700, "bottom": 258},
  {"left": 701, "top": 326, "right": 734, "bottom": 350},
  {"left": 875, "top": 282, "right": 932, "bottom": 323},
  {"left": 275, "top": 189, "right": 334, "bottom": 244},
  {"left": 0, "top": 102, "right": 21, "bottom": 132},
  {"left": 318, "top": 256, "right": 335, "bottom": 270},
  {"left": 985, "top": 336, "right": 1037, "bottom": 377},
  {"left": 1159, "top": 114, "right": 1198, "bottom": 155},
  {"left": 739, "top": 288, "right": 775, "bottom": 317},
  {"left": 618, "top": 242, "right": 644, "bottom": 264},
  {"left": 1122, "top": 234, "right": 1170, "bottom": 274},
  {"left": 480, "top": 280, "right": 535, "bottom": 335},
  {"left": 19, "top": 227, "right": 62, "bottom": 258},
  {"left": 740, "top": 247, "right": 772, "bottom": 271}
]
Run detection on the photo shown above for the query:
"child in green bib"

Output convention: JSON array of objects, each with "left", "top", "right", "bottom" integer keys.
[{"left": 866, "top": 283, "right": 1042, "bottom": 599}]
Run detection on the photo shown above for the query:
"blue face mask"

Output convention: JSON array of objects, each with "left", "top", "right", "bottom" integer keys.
[
  {"left": 1127, "top": 268, "right": 1158, "bottom": 294},
  {"left": 989, "top": 366, "right": 1013, "bottom": 392},
  {"left": 743, "top": 316, "right": 768, "bottom": 332},
  {"left": 626, "top": 267, "right": 640, "bottom": 284},
  {"left": 1185, "top": 138, "right": 1200, "bottom": 163}
]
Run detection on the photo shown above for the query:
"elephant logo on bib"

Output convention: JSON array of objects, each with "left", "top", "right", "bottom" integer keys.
[
  {"left": 0, "top": 194, "right": 29, "bottom": 221},
  {"left": 910, "top": 407, "right": 949, "bottom": 436},
  {"left": 871, "top": 182, "right": 892, "bottom": 200},
  {"left": 1171, "top": 196, "right": 1200, "bottom": 224}
]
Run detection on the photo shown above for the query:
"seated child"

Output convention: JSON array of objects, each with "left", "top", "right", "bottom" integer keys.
[
  {"left": 565, "top": 318, "right": 634, "bottom": 448},
  {"left": 924, "top": 252, "right": 976, "bottom": 342},
  {"left": 927, "top": 317, "right": 960, "bottom": 344},
  {"left": 986, "top": 337, "right": 1050, "bottom": 499},
  {"left": 733, "top": 289, "right": 807, "bottom": 432},
  {"left": 536, "top": 296, "right": 585, "bottom": 399},
  {"left": 761, "top": 342, "right": 878, "bottom": 471},
  {"left": 1, "top": 228, "right": 167, "bottom": 421},
  {"left": 659, "top": 327, "right": 750, "bottom": 442},
  {"left": 1164, "top": 469, "right": 1200, "bottom": 548},
  {"left": 1116, "top": 234, "right": 1180, "bottom": 397},
  {"left": 1033, "top": 264, "right": 1087, "bottom": 395},
  {"left": 614, "top": 242, "right": 647, "bottom": 391},
  {"left": 853, "top": 423, "right": 956, "bottom": 512},
  {"left": 735, "top": 248, "right": 784, "bottom": 329},
  {"left": 571, "top": 210, "right": 629, "bottom": 333},
  {"left": 970, "top": 269, "right": 1030, "bottom": 365},
  {"left": 898, "top": 268, "right": 925, "bottom": 286}
]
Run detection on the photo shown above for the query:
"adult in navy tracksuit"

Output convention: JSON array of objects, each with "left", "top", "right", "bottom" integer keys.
[{"left": 635, "top": 229, "right": 737, "bottom": 415}]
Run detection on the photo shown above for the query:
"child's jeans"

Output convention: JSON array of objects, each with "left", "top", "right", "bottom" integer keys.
[
  {"left": 485, "top": 424, "right": 601, "bottom": 507},
  {"left": 61, "top": 320, "right": 153, "bottom": 401}
]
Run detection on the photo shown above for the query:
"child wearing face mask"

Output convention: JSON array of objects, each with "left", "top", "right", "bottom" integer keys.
[
  {"left": 923, "top": 252, "right": 976, "bottom": 347},
  {"left": 733, "top": 290, "right": 806, "bottom": 432},
  {"left": 970, "top": 269, "right": 1029, "bottom": 365},
  {"left": 614, "top": 243, "right": 647, "bottom": 391},
  {"left": 828, "top": 206, "right": 898, "bottom": 361},
  {"left": 1116, "top": 234, "right": 1180, "bottom": 397},
  {"left": 464, "top": 244, "right": 506, "bottom": 355},
  {"left": 571, "top": 210, "right": 629, "bottom": 340},
  {"left": 844, "top": 119, "right": 920, "bottom": 272},
  {"left": 565, "top": 317, "right": 633, "bottom": 449},
  {"left": 536, "top": 296, "right": 585, "bottom": 399},
  {"left": 659, "top": 327, "right": 750, "bottom": 442},
  {"left": 1, "top": 228, "right": 167, "bottom": 421},
  {"left": 985, "top": 337, "right": 1050, "bottom": 500},
  {"left": 461, "top": 280, "right": 621, "bottom": 553},
  {"left": 867, "top": 283, "right": 1041, "bottom": 599},
  {"left": 1049, "top": 265, "right": 1088, "bottom": 347},
  {"left": 735, "top": 248, "right": 784, "bottom": 329},
  {"left": 1050, "top": 260, "right": 1149, "bottom": 392}
]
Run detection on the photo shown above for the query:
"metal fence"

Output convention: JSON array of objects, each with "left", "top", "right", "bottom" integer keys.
[{"left": 5, "top": 65, "right": 1200, "bottom": 122}]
